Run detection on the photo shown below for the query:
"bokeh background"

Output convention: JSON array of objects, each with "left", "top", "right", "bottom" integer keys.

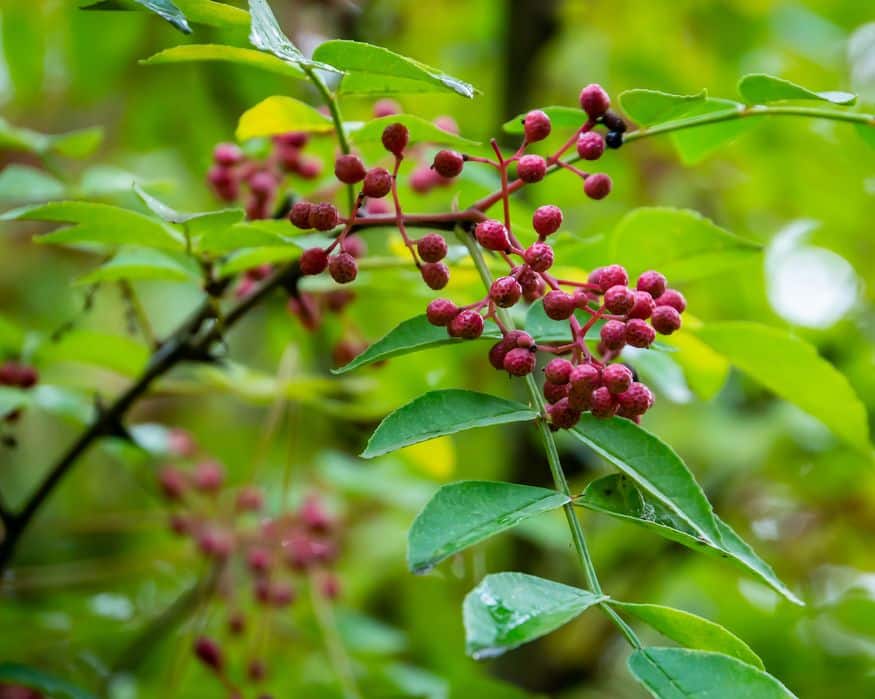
[{"left": 1, "top": 1, "right": 874, "bottom": 697}]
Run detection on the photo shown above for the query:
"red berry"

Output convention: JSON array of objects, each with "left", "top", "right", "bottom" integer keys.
[
  {"left": 523, "top": 242, "right": 554, "bottom": 272},
  {"left": 651, "top": 306, "right": 682, "bottom": 334},
  {"left": 158, "top": 466, "right": 187, "bottom": 501},
  {"left": 320, "top": 573, "right": 342, "bottom": 600},
  {"left": 517, "top": 154, "right": 547, "bottom": 183},
  {"left": 603, "top": 364, "right": 633, "bottom": 394},
  {"left": 628, "top": 291, "right": 655, "bottom": 320},
  {"left": 595, "top": 264, "right": 629, "bottom": 292},
  {"left": 543, "top": 290, "right": 575, "bottom": 320},
  {"left": 532, "top": 205, "right": 563, "bottom": 236},
  {"left": 300, "top": 495, "right": 333, "bottom": 532},
  {"left": 329, "top": 253, "right": 358, "bottom": 284},
  {"left": 362, "top": 167, "right": 392, "bottom": 198},
  {"left": 490, "top": 276, "right": 523, "bottom": 308},
  {"left": 432, "top": 150, "right": 464, "bottom": 178},
  {"left": 296, "top": 156, "right": 322, "bottom": 179},
  {"left": 487, "top": 331, "right": 530, "bottom": 370},
  {"left": 543, "top": 380, "right": 570, "bottom": 404},
  {"left": 197, "top": 527, "right": 234, "bottom": 559},
  {"left": 584, "top": 173, "right": 612, "bottom": 200},
  {"left": 475, "top": 220, "right": 511, "bottom": 252},
  {"left": 366, "top": 198, "right": 391, "bottom": 215},
  {"left": 421, "top": 262, "right": 450, "bottom": 290},
  {"left": 570, "top": 363, "right": 601, "bottom": 394},
  {"left": 247, "top": 658, "right": 267, "bottom": 682},
  {"left": 637, "top": 271, "right": 667, "bottom": 299},
  {"left": 600, "top": 320, "right": 626, "bottom": 350},
  {"left": 503, "top": 347, "right": 536, "bottom": 376},
  {"left": 214, "top": 143, "right": 243, "bottom": 167},
  {"left": 15, "top": 364, "right": 38, "bottom": 389},
  {"left": 410, "top": 165, "right": 441, "bottom": 193},
  {"left": 576, "top": 131, "right": 605, "bottom": 160},
  {"left": 655, "top": 289, "right": 687, "bottom": 313},
  {"left": 334, "top": 154, "right": 367, "bottom": 184},
  {"left": 417, "top": 233, "right": 448, "bottom": 263},
  {"left": 247, "top": 547, "right": 272, "bottom": 573},
  {"left": 548, "top": 398, "right": 581, "bottom": 429},
  {"left": 194, "top": 636, "right": 224, "bottom": 671},
  {"left": 544, "top": 358, "right": 573, "bottom": 384},
  {"left": 300, "top": 247, "right": 329, "bottom": 275},
  {"left": 343, "top": 235, "right": 367, "bottom": 258},
  {"left": 448, "top": 309, "right": 484, "bottom": 339},
  {"left": 617, "top": 382, "right": 654, "bottom": 416},
  {"left": 373, "top": 98, "right": 401, "bottom": 118},
  {"left": 625, "top": 318, "right": 656, "bottom": 348},
  {"left": 590, "top": 386, "right": 617, "bottom": 418},
  {"left": 513, "top": 331, "right": 535, "bottom": 349},
  {"left": 208, "top": 165, "right": 238, "bottom": 201},
  {"left": 567, "top": 388, "right": 592, "bottom": 412},
  {"left": 603, "top": 285, "right": 636, "bottom": 314},
  {"left": 426, "top": 298, "right": 459, "bottom": 326},
  {"left": 308, "top": 203, "right": 340, "bottom": 231},
  {"left": 269, "top": 581, "right": 296, "bottom": 608},
  {"left": 381, "top": 122, "right": 409, "bottom": 156},
  {"left": 523, "top": 110, "right": 552, "bottom": 143},
  {"left": 579, "top": 83, "right": 611, "bottom": 119},
  {"left": 228, "top": 611, "right": 246, "bottom": 636},
  {"left": 274, "top": 132, "right": 308, "bottom": 148},
  {"left": 236, "top": 486, "right": 264, "bottom": 512},
  {"left": 572, "top": 288, "right": 593, "bottom": 309},
  {"left": 434, "top": 115, "right": 460, "bottom": 134},
  {"left": 248, "top": 171, "right": 277, "bottom": 200},
  {"left": 289, "top": 201, "right": 312, "bottom": 229},
  {"left": 193, "top": 460, "right": 224, "bottom": 492}
]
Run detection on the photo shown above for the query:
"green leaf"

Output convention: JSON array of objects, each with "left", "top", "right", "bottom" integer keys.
[
  {"left": 502, "top": 106, "right": 586, "bottom": 135},
  {"left": 738, "top": 73, "right": 856, "bottom": 106},
  {"left": 347, "top": 115, "right": 479, "bottom": 149},
  {"left": 0, "top": 117, "right": 103, "bottom": 159},
  {"left": 36, "top": 330, "right": 150, "bottom": 377},
  {"left": 0, "top": 165, "right": 65, "bottom": 203},
  {"left": 5, "top": 201, "right": 184, "bottom": 250},
  {"left": 236, "top": 96, "right": 334, "bottom": 141},
  {"left": 570, "top": 416, "right": 722, "bottom": 544},
  {"left": 362, "top": 389, "right": 537, "bottom": 458},
  {"left": 463, "top": 573, "right": 605, "bottom": 659},
  {"left": 610, "top": 602, "right": 763, "bottom": 668},
  {"left": 82, "top": 0, "right": 248, "bottom": 28},
  {"left": 133, "top": 185, "right": 246, "bottom": 236},
  {"left": 339, "top": 73, "right": 461, "bottom": 96},
  {"left": 198, "top": 220, "right": 293, "bottom": 254},
  {"left": 661, "top": 331, "right": 730, "bottom": 401},
  {"left": 217, "top": 247, "right": 296, "bottom": 277},
  {"left": 313, "top": 40, "right": 477, "bottom": 99},
  {"left": 247, "top": 0, "right": 338, "bottom": 72},
  {"left": 0, "top": 663, "right": 96, "bottom": 699},
  {"left": 141, "top": 44, "right": 305, "bottom": 79},
  {"left": 620, "top": 89, "right": 707, "bottom": 125},
  {"left": 854, "top": 123, "right": 875, "bottom": 150},
  {"left": 408, "top": 481, "right": 569, "bottom": 573},
  {"left": 609, "top": 207, "right": 761, "bottom": 282},
  {"left": 628, "top": 648, "right": 796, "bottom": 699},
  {"left": 668, "top": 99, "right": 754, "bottom": 164},
  {"left": 577, "top": 474, "right": 802, "bottom": 604},
  {"left": 694, "top": 322, "right": 870, "bottom": 451},
  {"left": 76, "top": 247, "right": 201, "bottom": 284}
]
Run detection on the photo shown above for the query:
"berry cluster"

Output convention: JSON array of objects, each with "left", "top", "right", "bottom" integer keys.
[{"left": 156, "top": 434, "right": 342, "bottom": 697}]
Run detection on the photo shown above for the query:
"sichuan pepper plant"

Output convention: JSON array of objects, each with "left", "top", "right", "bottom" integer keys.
[{"left": 1, "top": 1, "right": 873, "bottom": 697}]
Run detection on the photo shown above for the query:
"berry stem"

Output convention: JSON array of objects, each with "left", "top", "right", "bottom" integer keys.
[
  {"left": 456, "top": 227, "right": 641, "bottom": 650},
  {"left": 390, "top": 158, "right": 421, "bottom": 266}
]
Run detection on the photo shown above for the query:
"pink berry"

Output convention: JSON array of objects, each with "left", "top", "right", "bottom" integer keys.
[
  {"left": 417, "top": 233, "right": 448, "bottom": 263},
  {"left": 409, "top": 165, "right": 440, "bottom": 193},
  {"left": 329, "top": 253, "right": 358, "bottom": 284},
  {"left": 595, "top": 264, "right": 629, "bottom": 292},
  {"left": 432, "top": 150, "right": 464, "bottom": 178},
  {"left": 576, "top": 131, "right": 605, "bottom": 160},
  {"left": 366, "top": 197, "right": 391, "bottom": 215},
  {"left": 523, "top": 242, "right": 554, "bottom": 272},
  {"left": 544, "top": 380, "right": 570, "bottom": 404},
  {"left": 655, "top": 289, "right": 687, "bottom": 313},
  {"left": 248, "top": 171, "right": 277, "bottom": 200},
  {"left": 158, "top": 466, "right": 187, "bottom": 501},
  {"left": 637, "top": 271, "right": 667, "bottom": 299},
  {"left": 503, "top": 347, "right": 536, "bottom": 376},
  {"left": 570, "top": 363, "right": 601, "bottom": 394},
  {"left": 579, "top": 83, "right": 611, "bottom": 119},
  {"left": 296, "top": 156, "right": 322, "bottom": 179},
  {"left": 517, "top": 154, "right": 547, "bottom": 183},
  {"left": 490, "top": 276, "right": 523, "bottom": 308},
  {"left": 269, "top": 581, "right": 296, "bottom": 608},
  {"left": 308, "top": 203, "right": 340, "bottom": 231},
  {"left": 362, "top": 167, "right": 392, "bottom": 198},
  {"left": 590, "top": 386, "right": 617, "bottom": 418},
  {"left": 194, "top": 636, "right": 224, "bottom": 671},
  {"left": 603, "top": 364, "right": 633, "bottom": 394},
  {"left": 487, "top": 331, "right": 530, "bottom": 370},
  {"left": 214, "top": 142, "right": 243, "bottom": 167},
  {"left": 532, "top": 205, "right": 563, "bottom": 236},
  {"left": 236, "top": 486, "right": 264, "bottom": 512},
  {"left": 434, "top": 115, "right": 460, "bottom": 134},
  {"left": 373, "top": 98, "right": 401, "bottom": 118},
  {"left": 544, "top": 358, "right": 573, "bottom": 384},
  {"left": 274, "top": 132, "right": 308, "bottom": 148},
  {"left": 421, "top": 262, "right": 450, "bottom": 290},
  {"left": 548, "top": 398, "right": 581, "bottom": 429},
  {"left": 381, "top": 122, "right": 409, "bottom": 156},
  {"left": 603, "top": 285, "right": 636, "bottom": 314},
  {"left": 193, "top": 460, "right": 224, "bottom": 492},
  {"left": 628, "top": 291, "right": 655, "bottom": 320},
  {"left": 543, "top": 290, "right": 575, "bottom": 320},
  {"left": 334, "top": 154, "right": 367, "bottom": 184},
  {"left": 567, "top": 388, "right": 592, "bottom": 412},
  {"left": 651, "top": 306, "right": 682, "bottom": 335},
  {"left": 448, "top": 309, "right": 484, "bottom": 339},
  {"left": 625, "top": 319, "right": 655, "bottom": 348},
  {"left": 300, "top": 495, "right": 333, "bottom": 532},
  {"left": 300, "top": 247, "right": 329, "bottom": 275},
  {"left": 426, "top": 298, "right": 459, "bottom": 326},
  {"left": 584, "top": 173, "right": 612, "bottom": 200},
  {"left": 247, "top": 547, "right": 272, "bottom": 573},
  {"left": 572, "top": 288, "right": 593, "bottom": 309},
  {"left": 207, "top": 165, "right": 238, "bottom": 201},
  {"left": 617, "top": 382, "right": 654, "bottom": 416},
  {"left": 289, "top": 201, "right": 312, "bottom": 229},
  {"left": 600, "top": 320, "right": 626, "bottom": 350},
  {"left": 523, "top": 110, "right": 552, "bottom": 143},
  {"left": 475, "top": 220, "right": 511, "bottom": 252},
  {"left": 343, "top": 235, "right": 367, "bottom": 258}
]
